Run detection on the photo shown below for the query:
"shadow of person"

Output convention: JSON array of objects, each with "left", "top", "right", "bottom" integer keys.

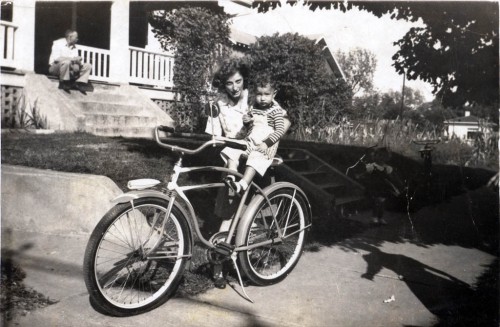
[{"left": 358, "top": 243, "right": 473, "bottom": 319}]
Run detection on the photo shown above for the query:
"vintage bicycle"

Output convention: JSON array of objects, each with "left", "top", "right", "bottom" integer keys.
[{"left": 83, "top": 125, "right": 312, "bottom": 316}]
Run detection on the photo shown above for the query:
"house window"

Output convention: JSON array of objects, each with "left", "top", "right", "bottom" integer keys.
[
  {"left": 1, "top": 1, "right": 13, "bottom": 22},
  {"left": 467, "top": 131, "right": 482, "bottom": 140}
]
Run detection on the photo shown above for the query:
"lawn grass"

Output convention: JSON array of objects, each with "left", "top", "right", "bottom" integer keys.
[{"left": 1, "top": 131, "right": 176, "bottom": 191}]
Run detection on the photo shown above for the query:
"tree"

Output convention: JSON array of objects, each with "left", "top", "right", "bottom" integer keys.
[
  {"left": 254, "top": 1, "right": 499, "bottom": 109},
  {"left": 335, "top": 48, "right": 377, "bottom": 96},
  {"left": 417, "top": 100, "right": 456, "bottom": 129},
  {"left": 245, "top": 33, "right": 352, "bottom": 128},
  {"left": 350, "top": 87, "right": 426, "bottom": 120},
  {"left": 149, "top": 7, "right": 231, "bottom": 132}
]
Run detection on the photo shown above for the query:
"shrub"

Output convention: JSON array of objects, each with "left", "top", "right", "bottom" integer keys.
[
  {"left": 244, "top": 33, "right": 352, "bottom": 129},
  {"left": 150, "top": 7, "right": 231, "bottom": 132}
]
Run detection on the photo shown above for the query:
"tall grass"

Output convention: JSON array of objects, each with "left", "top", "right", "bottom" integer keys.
[
  {"left": 288, "top": 117, "right": 498, "bottom": 170},
  {"left": 3, "top": 93, "right": 48, "bottom": 129}
]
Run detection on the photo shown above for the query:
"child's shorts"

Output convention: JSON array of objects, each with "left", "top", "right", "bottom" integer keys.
[{"left": 220, "top": 147, "right": 273, "bottom": 176}]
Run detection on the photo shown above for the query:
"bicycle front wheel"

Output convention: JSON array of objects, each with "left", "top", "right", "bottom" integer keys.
[
  {"left": 83, "top": 197, "right": 191, "bottom": 316},
  {"left": 237, "top": 188, "right": 310, "bottom": 286}
]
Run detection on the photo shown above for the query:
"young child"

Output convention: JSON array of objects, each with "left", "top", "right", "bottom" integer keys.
[
  {"left": 362, "top": 147, "right": 404, "bottom": 225},
  {"left": 223, "top": 74, "right": 286, "bottom": 194}
]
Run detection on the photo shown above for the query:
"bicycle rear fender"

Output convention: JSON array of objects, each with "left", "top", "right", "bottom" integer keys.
[
  {"left": 112, "top": 190, "right": 195, "bottom": 253},
  {"left": 235, "top": 182, "right": 312, "bottom": 247}
]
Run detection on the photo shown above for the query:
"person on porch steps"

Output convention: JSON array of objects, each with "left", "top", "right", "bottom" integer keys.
[{"left": 48, "top": 29, "right": 92, "bottom": 94}]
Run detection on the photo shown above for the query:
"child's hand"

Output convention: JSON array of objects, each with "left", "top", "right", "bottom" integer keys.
[
  {"left": 256, "top": 143, "right": 268, "bottom": 153},
  {"left": 242, "top": 114, "right": 253, "bottom": 125}
]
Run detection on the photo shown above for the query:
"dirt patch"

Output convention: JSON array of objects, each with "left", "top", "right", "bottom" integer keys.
[{"left": 1, "top": 258, "right": 58, "bottom": 322}]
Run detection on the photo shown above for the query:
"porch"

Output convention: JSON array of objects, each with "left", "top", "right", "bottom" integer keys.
[
  {"left": 1, "top": 22, "right": 175, "bottom": 90},
  {"left": 1, "top": 0, "right": 179, "bottom": 91}
]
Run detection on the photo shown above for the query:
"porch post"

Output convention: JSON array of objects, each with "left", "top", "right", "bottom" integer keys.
[
  {"left": 109, "top": 0, "right": 130, "bottom": 83},
  {"left": 13, "top": 0, "right": 36, "bottom": 72}
]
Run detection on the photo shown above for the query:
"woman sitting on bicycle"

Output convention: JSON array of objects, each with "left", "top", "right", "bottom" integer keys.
[{"left": 206, "top": 59, "right": 290, "bottom": 229}]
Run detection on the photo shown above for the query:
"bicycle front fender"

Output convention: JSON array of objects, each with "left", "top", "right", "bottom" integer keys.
[
  {"left": 112, "top": 190, "right": 170, "bottom": 205},
  {"left": 111, "top": 190, "right": 195, "bottom": 252}
]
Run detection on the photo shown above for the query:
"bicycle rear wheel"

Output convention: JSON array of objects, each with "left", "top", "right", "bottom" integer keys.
[
  {"left": 237, "top": 188, "right": 310, "bottom": 286},
  {"left": 83, "top": 197, "right": 191, "bottom": 316}
]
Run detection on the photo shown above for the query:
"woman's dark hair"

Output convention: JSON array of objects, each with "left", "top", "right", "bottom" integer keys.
[{"left": 212, "top": 58, "right": 249, "bottom": 91}]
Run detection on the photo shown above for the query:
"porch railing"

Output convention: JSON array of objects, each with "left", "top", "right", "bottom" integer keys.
[
  {"left": 1, "top": 20, "right": 18, "bottom": 68},
  {"left": 129, "top": 46, "right": 174, "bottom": 88},
  {"left": 78, "top": 45, "right": 110, "bottom": 82}
]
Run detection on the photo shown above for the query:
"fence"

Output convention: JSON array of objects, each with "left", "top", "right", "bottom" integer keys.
[
  {"left": 78, "top": 45, "right": 111, "bottom": 82},
  {"left": 129, "top": 46, "right": 174, "bottom": 88}
]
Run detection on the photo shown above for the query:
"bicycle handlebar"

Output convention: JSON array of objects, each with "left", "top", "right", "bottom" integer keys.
[{"left": 154, "top": 125, "right": 247, "bottom": 155}]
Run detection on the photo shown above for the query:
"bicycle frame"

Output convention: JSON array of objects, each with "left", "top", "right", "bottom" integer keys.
[{"left": 112, "top": 154, "right": 312, "bottom": 260}]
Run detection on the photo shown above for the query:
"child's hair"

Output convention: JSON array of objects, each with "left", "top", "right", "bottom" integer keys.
[
  {"left": 250, "top": 72, "right": 277, "bottom": 91},
  {"left": 212, "top": 58, "right": 249, "bottom": 91}
]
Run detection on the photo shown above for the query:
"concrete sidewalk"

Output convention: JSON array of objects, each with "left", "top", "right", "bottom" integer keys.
[
  {"left": 3, "top": 213, "right": 495, "bottom": 327},
  {"left": 1, "top": 166, "right": 497, "bottom": 326}
]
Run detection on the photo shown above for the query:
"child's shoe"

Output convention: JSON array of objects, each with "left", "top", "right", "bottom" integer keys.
[{"left": 223, "top": 176, "right": 248, "bottom": 195}]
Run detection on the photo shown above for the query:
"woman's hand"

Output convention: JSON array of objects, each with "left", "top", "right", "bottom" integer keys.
[{"left": 242, "top": 114, "right": 253, "bottom": 125}]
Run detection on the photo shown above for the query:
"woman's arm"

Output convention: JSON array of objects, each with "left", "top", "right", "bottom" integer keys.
[
  {"left": 283, "top": 116, "right": 291, "bottom": 134},
  {"left": 204, "top": 102, "right": 223, "bottom": 136}
]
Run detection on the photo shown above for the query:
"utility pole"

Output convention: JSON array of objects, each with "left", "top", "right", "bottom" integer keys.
[{"left": 400, "top": 72, "right": 406, "bottom": 119}]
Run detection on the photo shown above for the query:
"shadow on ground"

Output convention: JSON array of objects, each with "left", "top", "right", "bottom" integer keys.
[{"left": 310, "top": 185, "right": 499, "bottom": 327}]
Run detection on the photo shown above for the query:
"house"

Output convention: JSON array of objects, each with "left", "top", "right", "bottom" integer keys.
[{"left": 444, "top": 111, "right": 497, "bottom": 143}]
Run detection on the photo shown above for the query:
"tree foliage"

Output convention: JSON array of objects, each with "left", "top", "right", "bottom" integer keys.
[
  {"left": 149, "top": 7, "right": 231, "bottom": 131},
  {"left": 254, "top": 1, "right": 499, "bottom": 109},
  {"left": 351, "top": 87, "right": 428, "bottom": 121},
  {"left": 245, "top": 33, "right": 352, "bottom": 128},
  {"left": 335, "top": 48, "right": 377, "bottom": 95}
]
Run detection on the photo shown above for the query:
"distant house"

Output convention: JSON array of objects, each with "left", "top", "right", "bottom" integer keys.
[
  {"left": 444, "top": 111, "right": 497, "bottom": 142},
  {"left": 229, "top": 27, "right": 257, "bottom": 56},
  {"left": 308, "top": 36, "right": 346, "bottom": 81}
]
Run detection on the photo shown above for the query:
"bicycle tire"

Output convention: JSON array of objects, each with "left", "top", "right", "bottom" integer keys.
[
  {"left": 83, "top": 197, "right": 191, "bottom": 316},
  {"left": 237, "top": 188, "right": 310, "bottom": 286}
]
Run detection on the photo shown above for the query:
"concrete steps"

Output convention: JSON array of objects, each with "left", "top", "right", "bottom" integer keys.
[
  {"left": 276, "top": 147, "right": 366, "bottom": 218},
  {"left": 20, "top": 73, "right": 173, "bottom": 138}
]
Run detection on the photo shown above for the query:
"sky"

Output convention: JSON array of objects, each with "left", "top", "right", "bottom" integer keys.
[{"left": 220, "top": 0, "right": 435, "bottom": 101}]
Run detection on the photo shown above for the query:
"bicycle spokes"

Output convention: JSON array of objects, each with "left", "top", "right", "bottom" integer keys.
[{"left": 93, "top": 203, "right": 186, "bottom": 308}]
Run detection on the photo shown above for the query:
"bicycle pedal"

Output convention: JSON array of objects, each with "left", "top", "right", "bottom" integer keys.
[{"left": 214, "top": 242, "right": 235, "bottom": 256}]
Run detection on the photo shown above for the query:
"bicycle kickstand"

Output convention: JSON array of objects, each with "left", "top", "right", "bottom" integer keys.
[{"left": 230, "top": 252, "right": 254, "bottom": 303}]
